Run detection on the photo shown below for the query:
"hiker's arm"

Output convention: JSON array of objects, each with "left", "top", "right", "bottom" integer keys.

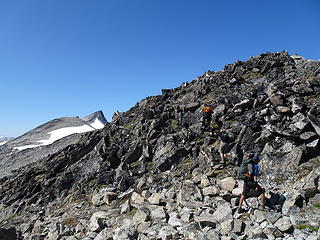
[{"left": 253, "top": 175, "right": 257, "bottom": 182}]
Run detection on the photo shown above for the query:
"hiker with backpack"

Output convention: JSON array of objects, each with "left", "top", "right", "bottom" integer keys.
[
  {"left": 201, "top": 104, "right": 213, "bottom": 131},
  {"left": 238, "top": 154, "right": 265, "bottom": 213},
  {"left": 218, "top": 129, "right": 230, "bottom": 164}
]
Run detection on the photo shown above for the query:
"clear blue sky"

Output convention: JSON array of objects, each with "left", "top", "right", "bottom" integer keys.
[{"left": 1, "top": 0, "right": 319, "bottom": 137}]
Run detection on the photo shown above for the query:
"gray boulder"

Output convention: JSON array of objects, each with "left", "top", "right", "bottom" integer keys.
[
  {"left": 158, "top": 225, "right": 179, "bottom": 240},
  {"left": 133, "top": 207, "right": 151, "bottom": 224},
  {"left": 303, "top": 167, "right": 320, "bottom": 197},
  {"left": 89, "top": 211, "right": 108, "bottom": 232},
  {"left": 218, "top": 177, "right": 236, "bottom": 192},
  {"left": 177, "top": 183, "right": 203, "bottom": 208},
  {"left": 282, "top": 190, "right": 305, "bottom": 215},
  {"left": 232, "top": 219, "right": 245, "bottom": 235},
  {"left": 274, "top": 216, "right": 293, "bottom": 232},
  {"left": 212, "top": 200, "right": 233, "bottom": 222},
  {"left": 263, "top": 224, "right": 284, "bottom": 238},
  {"left": 94, "top": 228, "right": 113, "bottom": 240},
  {"left": 308, "top": 112, "right": 320, "bottom": 136}
]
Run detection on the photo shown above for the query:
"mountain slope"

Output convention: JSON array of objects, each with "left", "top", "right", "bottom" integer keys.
[
  {"left": 0, "top": 136, "right": 12, "bottom": 146},
  {"left": 0, "top": 111, "right": 107, "bottom": 177},
  {"left": 1, "top": 51, "right": 320, "bottom": 239}
]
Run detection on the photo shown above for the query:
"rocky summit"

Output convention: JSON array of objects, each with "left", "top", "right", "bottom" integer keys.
[{"left": 1, "top": 51, "right": 320, "bottom": 240}]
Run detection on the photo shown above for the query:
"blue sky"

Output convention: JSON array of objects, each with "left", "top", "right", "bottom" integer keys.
[{"left": 1, "top": 0, "right": 319, "bottom": 137}]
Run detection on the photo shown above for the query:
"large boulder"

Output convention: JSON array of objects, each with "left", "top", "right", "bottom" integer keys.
[
  {"left": 202, "top": 186, "right": 220, "bottom": 197},
  {"left": 177, "top": 183, "right": 203, "bottom": 208},
  {"left": 89, "top": 211, "right": 108, "bottom": 232},
  {"left": 274, "top": 216, "right": 293, "bottom": 232},
  {"left": 152, "top": 136, "right": 188, "bottom": 172},
  {"left": 302, "top": 167, "right": 320, "bottom": 197},
  {"left": 308, "top": 110, "right": 320, "bottom": 136},
  {"left": 282, "top": 190, "right": 305, "bottom": 215},
  {"left": 261, "top": 142, "right": 304, "bottom": 179},
  {"left": 212, "top": 200, "right": 233, "bottom": 222},
  {"left": 184, "top": 102, "right": 200, "bottom": 113},
  {"left": 218, "top": 177, "right": 236, "bottom": 192},
  {"left": 158, "top": 225, "right": 179, "bottom": 240}
]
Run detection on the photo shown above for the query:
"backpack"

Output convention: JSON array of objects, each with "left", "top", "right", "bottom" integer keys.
[
  {"left": 204, "top": 106, "right": 213, "bottom": 114},
  {"left": 220, "top": 132, "right": 229, "bottom": 142},
  {"left": 237, "top": 158, "right": 254, "bottom": 180}
]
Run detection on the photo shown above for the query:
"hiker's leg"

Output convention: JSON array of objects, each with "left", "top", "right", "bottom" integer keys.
[
  {"left": 220, "top": 152, "right": 225, "bottom": 163},
  {"left": 260, "top": 193, "right": 265, "bottom": 206},
  {"left": 239, "top": 195, "right": 245, "bottom": 208},
  {"left": 205, "top": 118, "right": 209, "bottom": 130},
  {"left": 219, "top": 142, "right": 226, "bottom": 163},
  {"left": 207, "top": 115, "right": 212, "bottom": 129}
]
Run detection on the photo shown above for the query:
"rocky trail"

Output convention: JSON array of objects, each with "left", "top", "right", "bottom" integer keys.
[{"left": 1, "top": 51, "right": 320, "bottom": 240}]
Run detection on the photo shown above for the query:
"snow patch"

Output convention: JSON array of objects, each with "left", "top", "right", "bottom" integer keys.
[
  {"left": 90, "top": 118, "right": 105, "bottom": 129},
  {"left": 15, "top": 144, "right": 42, "bottom": 151},
  {"left": 0, "top": 141, "right": 8, "bottom": 146},
  {"left": 13, "top": 121, "right": 101, "bottom": 151},
  {"left": 38, "top": 125, "right": 94, "bottom": 145}
]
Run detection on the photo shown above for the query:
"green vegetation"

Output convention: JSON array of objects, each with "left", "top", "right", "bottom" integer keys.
[
  {"left": 182, "top": 158, "right": 192, "bottom": 164},
  {"left": 123, "top": 124, "right": 133, "bottom": 130},
  {"left": 309, "top": 157, "right": 320, "bottom": 165},
  {"left": 273, "top": 178, "right": 285, "bottom": 184},
  {"left": 110, "top": 130, "right": 121, "bottom": 141},
  {"left": 210, "top": 121, "right": 219, "bottom": 129},
  {"left": 130, "top": 161, "right": 141, "bottom": 167},
  {"left": 34, "top": 174, "right": 44, "bottom": 182},
  {"left": 129, "top": 207, "right": 137, "bottom": 216},
  {"left": 242, "top": 71, "right": 263, "bottom": 80},
  {"left": 203, "top": 99, "right": 212, "bottom": 105},
  {"left": 214, "top": 169, "right": 229, "bottom": 179},
  {"left": 303, "top": 95, "right": 314, "bottom": 102},
  {"left": 97, "top": 184, "right": 108, "bottom": 189},
  {"left": 313, "top": 203, "right": 320, "bottom": 208},
  {"left": 178, "top": 157, "right": 193, "bottom": 170},
  {"left": 62, "top": 218, "right": 78, "bottom": 228},
  {"left": 170, "top": 120, "right": 179, "bottom": 129},
  {"left": 0, "top": 213, "right": 17, "bottom": 223},
  {"left": 295, "top": 224, "right": 319, "bottom": 232},
  {"left": 147, "top": 161, "right": 154, "bottom": 168},
  {"left": 196, "top": 138, "right": 204, "bottom": 144}
]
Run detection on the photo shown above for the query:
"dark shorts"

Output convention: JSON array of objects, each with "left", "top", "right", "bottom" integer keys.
[
  {"left": 219, "top": 141, "right": 229, "bottom": 154},
  {"left": 202, "top": 113, "right": 212, "bottom": 122},
  {"left": 242, "top": 179, "right": 265, "bottom": 198}
]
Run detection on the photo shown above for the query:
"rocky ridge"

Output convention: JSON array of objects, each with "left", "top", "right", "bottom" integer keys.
[
  {"left": 0, "top": 111, "right": 107, "bottom": 178},
  {"left": 1, "top": 51, "right": 320, "bottom": 239}
]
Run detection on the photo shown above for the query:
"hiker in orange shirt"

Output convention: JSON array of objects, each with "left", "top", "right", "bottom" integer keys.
[{"left": 202, "top": 104, "right": 213, "bottom": 131}]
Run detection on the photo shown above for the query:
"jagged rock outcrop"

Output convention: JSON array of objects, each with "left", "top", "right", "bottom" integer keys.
[{"left": 1, "top": 51, "right": 320, "bottom": 239}]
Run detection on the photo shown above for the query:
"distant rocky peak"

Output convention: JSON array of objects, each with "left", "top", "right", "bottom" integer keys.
[
  {"left": 82, "top": 111, "right": 107, "bottom": 129},
  {"left": 0, "top": 136, "right": 13, "bottom": 142}
]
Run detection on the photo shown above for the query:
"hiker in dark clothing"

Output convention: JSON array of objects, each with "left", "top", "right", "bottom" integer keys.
[
  {"left": 218, "top": 129, "right": 230, "bottom": 164},
  {"left": 238, "top": 154, "right": 265, "bottom": 213},
  {"left": 201, "top": 104, "right": 213, "bottom": 131}
]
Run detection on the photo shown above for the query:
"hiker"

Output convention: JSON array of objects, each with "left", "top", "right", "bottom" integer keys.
[
  {"left": 238, "top": 154, "right": 265, "bottom": 213},
  {"left": 218, "top": 129, "right": 230, "bottom": 164},
  {"left": 201, "top": 104, "right": 213, "bottom": 131}
]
